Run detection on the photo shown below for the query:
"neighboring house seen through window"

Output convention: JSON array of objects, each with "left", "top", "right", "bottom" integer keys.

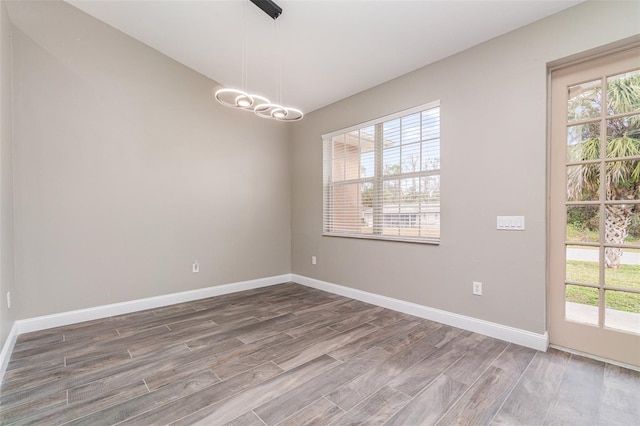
[{"left": 323, "top": 102, "right": 441, "bottom": 243}]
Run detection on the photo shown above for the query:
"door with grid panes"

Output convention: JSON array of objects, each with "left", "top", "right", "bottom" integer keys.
[{"left": 549, "top": 46, "right": 640, "bottom": 367}]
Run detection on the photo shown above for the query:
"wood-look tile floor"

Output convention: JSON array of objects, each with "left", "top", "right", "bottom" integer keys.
[{"left": 1, "top": 283, "right": 639, "bottom": 425}]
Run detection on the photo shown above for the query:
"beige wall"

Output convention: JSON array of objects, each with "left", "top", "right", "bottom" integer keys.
[
  {"left": 290, "top": 1, "right": 640, "bottom": 335},
  {"left": 8, "top": 1, "right": 291, "bottom": 319},
  {"left": 0, "top": 0, "right": 16, "bottom": 347}
]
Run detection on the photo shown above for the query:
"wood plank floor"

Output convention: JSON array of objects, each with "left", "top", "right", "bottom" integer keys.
[{"left": 1, "top": 282, "right": 639, "bottom": 425}]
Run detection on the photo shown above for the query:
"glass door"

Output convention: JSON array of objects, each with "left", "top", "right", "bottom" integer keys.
[{"left": 549, "top": 46, "right": 640, "bottom": 367}]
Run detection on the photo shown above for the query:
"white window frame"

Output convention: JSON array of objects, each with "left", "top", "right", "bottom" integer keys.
[{"left": 322, "top": 101, "right": 441, "bottom": 244}]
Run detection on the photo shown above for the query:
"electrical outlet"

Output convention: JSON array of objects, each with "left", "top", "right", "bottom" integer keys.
[
  {"left": 473, "top": 281, "right": 482, "bottom": 296},
  {"left": 192, "top": 261, "right": 199, "bottom": 273},
  {"left": 311, "top": 256, "right": 317, "bottom": 265},
  {"left": 6, "top": 292, "right": 10, "bottom": 309}
]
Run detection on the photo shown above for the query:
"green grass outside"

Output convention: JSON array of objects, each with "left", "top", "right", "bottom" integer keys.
[
  {"left": 566, "top": 260, "right": 640, "bottom": 313},
  {"left": 566, "top": 223, "right": 640, "bottom": 254},
  {"left": 566, "top": 223, "right": 640, "bottom": 245}
]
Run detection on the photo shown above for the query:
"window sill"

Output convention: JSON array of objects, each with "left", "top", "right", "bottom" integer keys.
[{"left": 322, "top": 232, "right": 440, "bottom": 245}]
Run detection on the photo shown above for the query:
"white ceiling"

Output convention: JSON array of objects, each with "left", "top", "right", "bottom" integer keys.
[{"left": 66, "top": 0, "right": 582, "bottom": 114}]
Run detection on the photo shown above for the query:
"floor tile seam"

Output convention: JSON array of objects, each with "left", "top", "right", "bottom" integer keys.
[
  {"left": 156, "top": 361, "right": 285, "bottom": 426},
  {"left": 325, "top": 325, "right": 416, "bottom": 362},
  {"left": 62, "top": 331, "right": 125, "bottom": 346},
  {"left": 9, "top": 347, "right": 188, "bottom": 401},
  {"left": 67, "top": 346, "right": 166, "bottom": 366},
  {"left": 37, "top": 319, "right": 116, "bottom": 335},
  {"left": 326, "top": 381, "right": 381, "bottom": 413},
  {"left": 66, "top": 375, "right": 148, "bottom": 405},
  {"left": 12, "top": 337, "right": 65, "bottom": 352},
  {"left": 0, "top": 369, "right": 70, "bottom": 396},
  {"left": 260, "top": 395, "right": 332, "bottom": 426},
  {"left": 2, "top": 358, "right": 63, "bottom": 374},
  {"left": 164, "top": 317, "right": 262, "bottom": 348},
  {"left": 128, "top": 332, "right": 222, "bottom": 356},
  {"left": 143, "top": 364, "right": 221, "bottom": 393},
  {"left": 371, "top": 332, "right": 439, "bottom": 365},
  {"left": 321, "top": 396, "right": 349, "bottom": 426},
  {"left": 9, "top": 347, "right": 102, "bottom": 367},
  {"left": 231, "top": 334, "right": 339, "bottom": 369},
  {"left": 333, "top": 382, "right": 412, "bottom": 426},
  {"left": 14, "top": 331, "right": 61, "bottom": 345},
  {"left": 541, "top": 353, "right": 572, "bottom": 425},
  {"left": 169, "top": 388, "right": 243, "bottom": 425},
  {"left": 430, "top": 340, "right": 478, "bottom": 381},
  {"left": 236, "top": 315, "right": 343, "bottom": 347},
  {"left": 116, "top": 316, "right": 218, "bottom": 337},
  {"left": 84, "top": 345, "right": 218, "bottom": 389},
  {"left": 1, "top": 365, "right": 64, "bottom": 386},
  {"left": 209, "top": 368, "right": 222, "bottom": 383},
  {"left": 368, "top": 315, "right": 412, "bottom": 329},
  {"left": 418, "top": 373, "right": 467, "bottom": 426},
  {"left": 326, "top": 320, "right": 379, "bottom": 334},
  {"left": 67, "top": 361, "right": 253, "bottom": 426},
  {"left": 150, "top": 307, "right": 198, "bottom": 318},
  {"left": 286, "top": 323, "right": 344, "bottom": 339},
  {"left": 432, "top": 343, "right": 512, "bottom": 426},
  {"left": 57, "top": 385, "right": 151, "bottom": 425},
  {"left": 320, "top": 394, "right": 349, "bottom": 419},
  {"left": 49, "top": 328, "right": 124, "bottom": 343},
  {"left": 326, "top": 340, "right": 437, "bottom": 412},
  {"left": 0, "top": 396, "right": 69, "bottom": 425},
  {"left": 9, "top": 380, "right": 145, "bottom": 426},
  {"left": 9, "top": 340, "right": 88, "bottom": 361},
  {"left": 281, "top": 330, "right": 298, "bottom": 338},
  {"left": 270, "top": 353, "right": 338, "bottom": 371},
  {"left": 113, "top": 307, "right": 235, "bottom": 333},
  {"left": 368, "top": 387, "right": 415, "bottom": 426},
  {"left": 252, "top": 409, "right": 269, "bottom": 425},
  {"left": 274, "top": 332, "right": 374, "bottom": 369},
  {"left": 0, "top": 373, "right": 75, "bottom": 404},
  {"left": 215, "top": 354, "right": 342, "bottom": 422},
  {"left": 159, "top": 318, "right": 220, "bottom": 335},
  {"left": 13, "top": 326, "right": 173, "bottom": 361},
  {"left": 486, "top": 345, "right": 540, "bottom": 425},
  {"left": 187, "top": 335, "right": 286, "bottom": 364}
]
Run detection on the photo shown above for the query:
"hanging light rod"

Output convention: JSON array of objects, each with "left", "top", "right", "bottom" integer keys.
[{"left": 249, "top": 0, "right": 282, "bottom": 20}]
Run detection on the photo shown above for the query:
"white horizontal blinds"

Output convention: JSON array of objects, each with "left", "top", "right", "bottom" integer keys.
[
  {"left": 323, "top": 103, "right": 440, "bottom": 243},
  {"left": 324, "top": 129, "right": 375, "bottom": 235}
]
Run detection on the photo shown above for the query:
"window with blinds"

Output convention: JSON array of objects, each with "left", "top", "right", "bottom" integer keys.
[{"left": 322, "top": 102, "right": 441, "bottom": 243}]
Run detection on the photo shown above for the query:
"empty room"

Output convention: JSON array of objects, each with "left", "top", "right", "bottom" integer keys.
[{"left": 0, "top": 0, "right": 639, "bottom": 424}]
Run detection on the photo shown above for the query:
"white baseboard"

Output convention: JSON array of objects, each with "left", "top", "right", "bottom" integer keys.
[
  {"left": 292, "top": 274, "right": 549, "bottom": 352},
  {"left": 0, "top": 273, "right": 292, "bottom": 385},
  {"left": 0, "top": 322, "right": 19, "bottom": 386}
]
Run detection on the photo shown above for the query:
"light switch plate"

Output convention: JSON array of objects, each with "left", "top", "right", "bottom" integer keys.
[{"left": 497, "top": 216, "right": 525, "bottom": 231}]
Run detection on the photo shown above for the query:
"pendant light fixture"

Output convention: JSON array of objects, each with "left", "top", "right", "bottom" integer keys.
[{"left": 213, "top": 0, "right": 303, "bottom": 122}]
